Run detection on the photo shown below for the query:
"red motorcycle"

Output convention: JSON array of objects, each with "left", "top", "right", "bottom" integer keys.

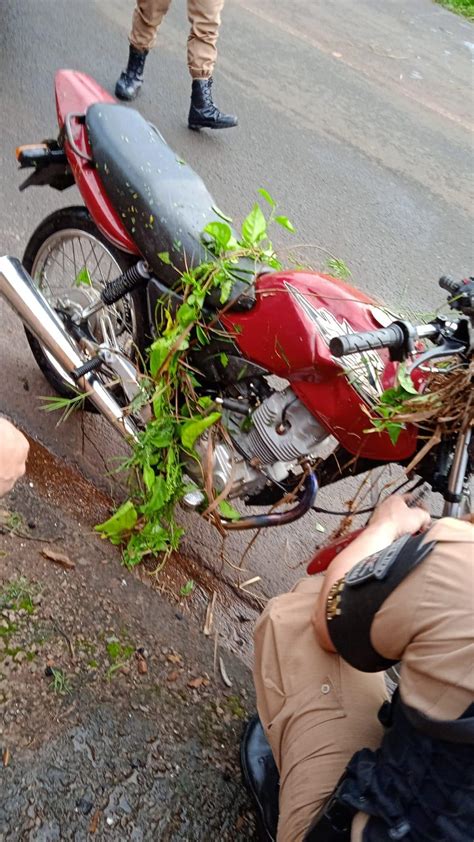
[{"left": 0, "top": 70, "right": 471, "bottom": 543}]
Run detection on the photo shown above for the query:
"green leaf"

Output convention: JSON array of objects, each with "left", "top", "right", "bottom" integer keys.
[
  {"left": 143, "top": 464, "right": 155, "bottom": 492},
  {"left": 241, "top": 203, "right": 267, "bottom": 245},
  {"left": 177, "top": 301, "right": 196, "bottom": 328},
  {"left": 258, "top": 188, "right": 276, "bottom": 208},
  {"left": 196, "top": 324, "right": 210, "bottom": 345},
  {"left": 149, "top": 337, "right": 172, "bottom": 376},
  {"left": 148, "top": 419, "right": 174, "bottom": 448},
  {"left": 188, "top": 290, "right": 205, "bottom": 309},
  {"left": 218, "top": 500, "right": 241, "bottom": 521},
  {"left": 197, "top": 396, "right": 214, "bottom": 409},
  {"left": 39, "top": 391, "right": 86, "bottom": 424},
  {"left": 274, "top": 215, "right": 295, "bottom": 233},
  {"left": 180, "top": 579, "right": 195, "bottom": 597},
  {"left": 74, "top": 266, "right": 92, "bottom": 287},
  {"left": 397, "top": 364, "right": 418, "bottom": 395},
  {"left": 263, "top": 254, "right": 282, "bottom": 270},
  {"left": 378, "top": 387, "right": 402, "bottom": 407},
  {"left": 325, "top": 258, "right": 352, "bottom": 281},
  {"left": 386, "top": 422, "right": 404, "bottom": 445},
  {"left": 180, "top": 412, "right": 221, "bottom": 451},
  {"left": 141, "top": 475, "right": 168, "bottom": 516},
  {"left": 219, "top": 352, "right": 229, "bottom": 368},
  {"left": 203, "top": 221, "right": 234, "bottom": 252},
  {"left": 95, "top": 501, "right": 138, "bottom": 544},
  {"left": 157, "top": 251, "right": 171, "bottom": 265},
  {"left": 220, "top": 278, "right": 233, "bottom": 303}
]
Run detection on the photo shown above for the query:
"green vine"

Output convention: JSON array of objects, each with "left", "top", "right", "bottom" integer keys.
[
  {"left": 95, "top": 190, "right": 296, "bottom": 567},
  {"left": 367, "top": 358, "right": 470, "bottom": 448},
  {"left": 367, "top": 363, "right": 419, "bottom": 444}
]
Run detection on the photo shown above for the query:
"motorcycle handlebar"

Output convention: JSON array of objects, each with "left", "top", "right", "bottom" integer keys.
[
  {"left": 329, "top": 324, "right": 406, "bottom": 358},
  {"left": 439, "top": 275, "right": 460, "bottom": 296}
]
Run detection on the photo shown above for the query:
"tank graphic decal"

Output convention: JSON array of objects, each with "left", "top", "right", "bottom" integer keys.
[{"left": 284, "top": 282, "right": 384, "bottom": 406}]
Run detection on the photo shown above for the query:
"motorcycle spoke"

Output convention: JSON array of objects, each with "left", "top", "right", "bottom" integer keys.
[
  {"left": 81, "top": 244, "right": 104, "bottom": 285},
  {"left": 71, "top": 236, "right": 77, "bottom": 279},
  {"left": 90, "top": 242, "right": 107, "bottom": 285},
  {"left": 44, "top": 245, "right": 75, "bottom": 281},
  {"left": 105, "top": 257, "right": 114, "bottom": 282},
  {"left": 30, "top": 225, "right": 138, "bottom": 393}
]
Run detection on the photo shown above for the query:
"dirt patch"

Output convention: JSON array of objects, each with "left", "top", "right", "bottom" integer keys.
[
  {"left": 0, "top": 481, "right": 258, "bottom": 840},
  {"left": 25, "top": 435, "right": 113, "bottom": 526},
  {"left": 23, "top": 432, "right": 262, "bottom": 664}
]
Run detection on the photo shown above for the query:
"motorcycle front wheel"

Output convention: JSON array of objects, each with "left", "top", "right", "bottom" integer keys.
[{"left": 22, "top": 206, "right": 148, "bottom": 400}]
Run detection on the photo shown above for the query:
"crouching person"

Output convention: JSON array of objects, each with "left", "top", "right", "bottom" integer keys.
[{"left": 243, "top": 495, "right": 473, "bottom": 841}]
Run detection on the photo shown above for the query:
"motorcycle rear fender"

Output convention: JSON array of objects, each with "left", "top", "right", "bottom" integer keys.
[
  {"left": 53, "top": 69, "right": 139, "bottom": 255},
  {"left": 307, "top": 529, "right": 364, "bottom": 574}
]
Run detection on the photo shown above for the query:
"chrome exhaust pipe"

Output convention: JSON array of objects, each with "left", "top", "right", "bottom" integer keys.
[{"left": 0, "top": 256, "right": 139, "bottom": 442}]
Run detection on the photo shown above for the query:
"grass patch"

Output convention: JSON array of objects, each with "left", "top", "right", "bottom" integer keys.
[
  {"left": 0, "top": 577, "right": 39, "bottom": 615},
  {"left": 0, "top": 622, "right": 17, "bottom": 638},
  {"left": 49, "top": 667, "right": 72, "bottom": 695},
  {"left": 436, "top": 0, "right": 474, "bottom": 19},
  {"left": 105, "top": 636, "right": 135, "bottom": 678},
  {"left": 225, "top": 695, "right": 247, "bottom": 720}
]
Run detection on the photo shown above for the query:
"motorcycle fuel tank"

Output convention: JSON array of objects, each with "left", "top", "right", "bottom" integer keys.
[{"left": 222, "top": 271, "right": 419, "bottom": 461}]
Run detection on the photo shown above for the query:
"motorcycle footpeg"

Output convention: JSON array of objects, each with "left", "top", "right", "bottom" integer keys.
[
  {"left": 71, "top": 356, "right": 103, "bottom": 381},
  {"left": 101, "top": 260, "right": 150, "bottom": 306}
]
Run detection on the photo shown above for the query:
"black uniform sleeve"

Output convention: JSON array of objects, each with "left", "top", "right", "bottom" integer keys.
[{"left": 327, "top": 532, "right": 437, "bottom": 672}]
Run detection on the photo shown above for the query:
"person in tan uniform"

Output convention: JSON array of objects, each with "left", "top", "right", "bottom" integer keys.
[
  {"left": 243, "top": 495, "right": 473, "bottom": 841},
  {"left": 115, "top": 0, "right": 237, "bottom": 130}
]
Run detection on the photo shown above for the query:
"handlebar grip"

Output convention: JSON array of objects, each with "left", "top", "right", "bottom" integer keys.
[
  {"left": 439, "top": 275, "right": 460, "bottom": 295},
  {"left": 329, "top": 324, "right": 406, "bottom": 357}
]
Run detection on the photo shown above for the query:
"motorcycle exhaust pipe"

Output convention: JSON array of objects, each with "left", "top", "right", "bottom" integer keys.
[{"left": 0, "top": 256, "right": 139, "bottom": 443}]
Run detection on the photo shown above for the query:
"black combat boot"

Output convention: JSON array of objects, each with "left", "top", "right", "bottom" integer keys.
[
  {"left": 115, "top": 45, "right": 148, "bottom": 101},
  {"left": 188, "top": 78, "right": 238, "bottom": 130}
]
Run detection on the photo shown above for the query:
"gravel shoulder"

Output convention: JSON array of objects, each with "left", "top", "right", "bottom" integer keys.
[{"left": 0, "top": 475, "right": 257, "bottom": 841}]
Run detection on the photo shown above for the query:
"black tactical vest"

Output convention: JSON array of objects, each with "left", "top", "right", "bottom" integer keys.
[{"left": 338, "top": 696, "right": 474, "bottom": 841}]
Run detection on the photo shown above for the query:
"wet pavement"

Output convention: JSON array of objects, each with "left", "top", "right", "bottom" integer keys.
[{"left": 0, "top": 479, "right": 257, "bottom": 841}]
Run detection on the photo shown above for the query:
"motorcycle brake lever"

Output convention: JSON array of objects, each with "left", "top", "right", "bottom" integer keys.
[{"left": 408, "top": 339, "right": 466, "bottom": 373}]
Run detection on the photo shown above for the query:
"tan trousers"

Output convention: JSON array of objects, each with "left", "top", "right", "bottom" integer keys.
[
  {"left": 253, "top": 518, "right": 474, "bottom": 841},
  {"left": 253, "top": 576, "right": 387, "bottom": 842},
  {"left": 130, "top": 0, "right": 225, "bottom": 79}
]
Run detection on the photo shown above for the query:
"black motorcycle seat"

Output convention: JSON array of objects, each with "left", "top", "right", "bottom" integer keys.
[{"left": 85, "top": 103, "right": 255, "bottom": 311}]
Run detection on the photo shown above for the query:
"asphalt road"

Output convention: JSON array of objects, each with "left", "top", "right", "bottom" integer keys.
[{"left": 0, "top": 0, "right": 473, "bottom": 598}]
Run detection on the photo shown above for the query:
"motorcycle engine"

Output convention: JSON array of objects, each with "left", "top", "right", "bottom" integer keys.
[{"left": 185, "top": 385, "right": 328, "bottom": 504}]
